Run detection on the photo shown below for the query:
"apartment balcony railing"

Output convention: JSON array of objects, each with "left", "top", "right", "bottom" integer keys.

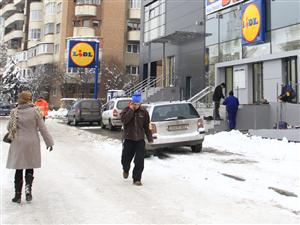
[
  {"left": 128, "top": 8, "right": 140, "bottom": 20},
  {"left": 75, "top": 5, "right": 97, "bottom": 17},
  {"left": 14, "top": 0, "right": 25, "bottom": 8},
  {"left": 73, "top": 26, "right": 96, "bottom": 37},
  {"left": 3, "top": 30, "right": 23, "bottom": 42},
  {"left": 128, "top": 30, "right": 140, "bottom": 41},
  {"left": 4, "top": 13, "right": 24, "bottom": 27},
  {"left": 0, "top": 2, "right": 16, "bottom": 19}
]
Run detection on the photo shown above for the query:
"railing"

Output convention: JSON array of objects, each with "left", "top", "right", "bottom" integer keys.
[
  {"left": 188, "top": 86, "right": 214, "bottom": 107},
  {"left": 125, "top": 76, "right": 163, "bottom": 96}
]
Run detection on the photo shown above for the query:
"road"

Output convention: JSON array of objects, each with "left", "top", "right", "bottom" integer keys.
[{"left": 1, "top": 117, "right": 299, "bottom": 224}]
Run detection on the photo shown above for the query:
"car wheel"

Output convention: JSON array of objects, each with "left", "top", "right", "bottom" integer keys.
[
  {"left": 108, "top": 119, "right": 115, "bottom": 131},
  {"left": 67, "top": 118, "right": 71, "bottom": 125},
  {"left": 73, "top": 117, "right": 78, "bottom": 126},
  {"left": 100, "top": 120, "right": 106, "bottom": 129},
  {"left": 191, "top": 143, "right": 203, "bottom": 153}
]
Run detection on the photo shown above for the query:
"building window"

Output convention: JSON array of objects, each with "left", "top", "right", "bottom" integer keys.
[
  {"left": 56, "top": 23, "right": 61, "bottom": 34},
  {"left": 30, "top": 10, "right": 42, "bottom": 21},
  {"left": 92, "top": 20, "right": 100, "bottom": 28},
  {"left": 45, "top": 2, "right": 56, "bottom": 16},
  {"left": 127, "top": 43, "right": 139, "bottom": 53},
  {"left": 74, "top": 20, "right": 81, "bottom": 27},
  {"left": 126, "top": 65, "right": 139, "bottom": 75},
  {"left": 83, "top": 20, "right": 90, "bottom": 27},
  {"left": 44, "top": 23, "right": 55, "bottom": 35},
  {"left": 129, "top": 0, "right": 141, "bottom": 9},
  {"left": 127, "top": 22, "right": 140, "bottom": 31},
  {"left": 144, "top": 0, "right": 165, "bottom": 42},
  {"left": 57, "top": 2, "right": 62, "bottom": 13},
  {"left": 283, "top": 57, "right": 298, "bottom": 103},
  {"left": 75, "top": 0, "right": 101, "bottom": 5},
  {"left": 29, "top": 28, "right": 41, "bottom": 40}
]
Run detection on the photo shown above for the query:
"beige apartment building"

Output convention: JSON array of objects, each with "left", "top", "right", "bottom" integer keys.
[{"left": 0, "top": 0, "right": 141, "bottom": 107}]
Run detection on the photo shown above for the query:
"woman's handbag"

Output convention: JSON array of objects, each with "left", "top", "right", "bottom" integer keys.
[{"left": 3, "top": 132, "right": 12, "bottom": 143}]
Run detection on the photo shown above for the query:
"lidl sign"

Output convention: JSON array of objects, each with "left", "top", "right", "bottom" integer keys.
[
  {"left": 242, "top": 0, "right": 265, "bottom": 45},
  {"left": 206, "top": 0, "right": 246, "bottom": 15},
  {"left": 68, "top": 40, "right": 99, "bottom": 68}
]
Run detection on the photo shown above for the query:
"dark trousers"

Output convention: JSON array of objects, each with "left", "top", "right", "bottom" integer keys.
[
  {"left": 121, "top": 139, "right": 145, "bottom": 182},
  {"left": 15, "top": 169, "right": 34, "bottom": 184},
  {"left": 228, "top": 111, "right": 237, "bottom": 130},
  {"left": 214, "top": 101, "right": 221, "bottom": 119}
]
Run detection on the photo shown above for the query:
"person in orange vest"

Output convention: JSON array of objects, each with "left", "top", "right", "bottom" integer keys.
[{"left": 35, "top": 96, "right": 49, "bottom": 121}]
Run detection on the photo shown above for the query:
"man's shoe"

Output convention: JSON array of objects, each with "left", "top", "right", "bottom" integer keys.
[
  {"left": 123, "top": 171, "right": 129, "bottom": 179},
  {"left": 133, "top": 181, "right": 143, "bottom": 186}
]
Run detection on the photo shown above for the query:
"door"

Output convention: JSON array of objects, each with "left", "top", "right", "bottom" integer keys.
[
  {"left": 283, "top": 57, "right": 298, "bottom": 103},
  {"left": 253, "top": 63, "right": 263, "bottom": 103},
  {"left": 185, "top": 76, "right": 192, "bottom": 100},
  {"left": 225, "top": 67, "right": 233, "bottom": 96}
]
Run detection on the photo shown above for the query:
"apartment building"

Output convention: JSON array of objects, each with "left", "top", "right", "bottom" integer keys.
[{"left": 0, "top": 0, "right": 141, "bottom": 107}]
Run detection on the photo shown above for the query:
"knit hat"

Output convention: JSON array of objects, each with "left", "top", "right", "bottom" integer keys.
[
  {"left": 132, "top": 91, "right": 142, "bottom": 103},
  {"left": 18, "top": 91, "right": 32, "bottom": 105}
]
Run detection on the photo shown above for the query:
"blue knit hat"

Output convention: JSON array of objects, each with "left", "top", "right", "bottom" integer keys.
[{"left": 132, "top": 91, "right": 142, "bottom": 103}]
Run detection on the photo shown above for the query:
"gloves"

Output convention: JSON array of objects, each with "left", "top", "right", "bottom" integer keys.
[{"left": 47, "top": 146, "right": 53, "bottom": 151}]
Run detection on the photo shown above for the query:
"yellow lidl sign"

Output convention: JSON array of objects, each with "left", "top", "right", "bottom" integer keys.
[
  {"left": 68, "top": 40, "right": 99, "bottom": 68},
  {"left": 242, "top": 0, "right": 265, "bottom": 45}
]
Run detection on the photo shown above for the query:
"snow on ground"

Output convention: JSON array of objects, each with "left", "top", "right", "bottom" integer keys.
[
  {"left": 48, "top": 108, "right": 68, "bottom": 119},
  {"left": 1, "top": 119, "right": 300, "bottom": 223}
]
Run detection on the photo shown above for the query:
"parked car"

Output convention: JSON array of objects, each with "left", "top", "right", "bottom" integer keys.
[
  {"left": 0, "top": 102, "right": 11, "bottom": 116},
  {"left": 101, "top": 97, "right": 131, "bottom": 130},
  {"left": 67, "top": 99, "right": 102, "bottom": 126},
  {"left": 143, "top": 101, "right": 205, "bottom": 153}
]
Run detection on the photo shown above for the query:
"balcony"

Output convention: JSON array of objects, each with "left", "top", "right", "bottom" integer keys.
[
  {"left": 14, "top": 0, "right": 25, "bottom": 8},
  {"left": 128, "top": 8, "right": 140, "bottom": 20},
  {"left": 73, "top": 27, "right": 95, "bottom": 37},
  {"left": 3, "top": 30, "right": 23, "bottom": 42},
  {"left": 4, "top": 13, "right": 24, "bottom": 28},
  {"left": 75, "top": 5, "right": 97, "bottom": 17},
  {"left": 7, "top": 48, "right": 17, "bottom": 56},
  {"left": 128, "top": 30, "right": 140, "bottom": 41},
  {"left": 0, "top": 3, "right": 16, "bottom": 19},
  {"left": 27, "top": 54, "right": 54, "bottom": 67}
]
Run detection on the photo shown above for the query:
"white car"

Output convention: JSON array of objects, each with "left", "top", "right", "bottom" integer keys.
[
  {"left": 143, "top": 101, "right": 205, "bottom": 152},
  {"left": 101, "top": 97, "right": 131, "bottom": 130}
]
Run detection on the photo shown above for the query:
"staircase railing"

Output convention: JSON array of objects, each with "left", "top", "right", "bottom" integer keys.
[
  {"left": 125, "top": 76, "right": 164, "bottom": 96},
  {"left": 188, "top": 86, "right": 214, "bottom": 106}
]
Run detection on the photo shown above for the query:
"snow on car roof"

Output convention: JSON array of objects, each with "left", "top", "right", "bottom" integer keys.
[{"left": 142, "top": 101, "right": 189, "bottom": 106}]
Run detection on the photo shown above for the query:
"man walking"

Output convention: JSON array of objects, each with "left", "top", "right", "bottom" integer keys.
[
  {"left": 120, "top": 91, "right": 153, "bottom": 186},
  {"left": 35, "top": 96, "right": 49, "bottom": 121},
  {"left": 223, "top": 91, "right": 239, "bottom": 130},
  {"left": 213, "top": 82, "right": 226, "bottom": 120}
]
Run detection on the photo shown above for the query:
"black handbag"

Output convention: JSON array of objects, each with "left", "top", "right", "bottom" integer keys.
[{"left": 3, "top": 133, "right": 12, "bottom": 144}]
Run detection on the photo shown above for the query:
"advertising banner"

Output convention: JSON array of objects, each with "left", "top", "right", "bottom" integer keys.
[
  {"left": 206, "top": 0, "right": 245, "bottom": 15},
  {"left": 242, "top": 0, "right": 265, "bottom": 45}
]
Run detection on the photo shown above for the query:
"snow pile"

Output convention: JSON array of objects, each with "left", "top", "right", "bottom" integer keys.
[{"left": 48, "top": 108, "right": 68, "bottom": 119}]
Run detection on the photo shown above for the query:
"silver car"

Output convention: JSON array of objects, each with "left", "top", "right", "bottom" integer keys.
[{"left": 144, "top": 101, "right": 205, "bottom": 153}]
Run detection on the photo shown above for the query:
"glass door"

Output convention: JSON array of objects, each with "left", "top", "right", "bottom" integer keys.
[
  {"left": 253, "top": 63, "right": 263, "bottom": 103},
  {"left": 225, "top": 67, "right": 233, "bottom": 96},
  {"left": 283, "top": 57, "right": 298, "bottom": 102}
]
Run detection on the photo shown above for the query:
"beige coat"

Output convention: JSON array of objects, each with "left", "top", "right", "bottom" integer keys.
[{"left": 6, "top": 104, "right": 54, "bottom": 169}]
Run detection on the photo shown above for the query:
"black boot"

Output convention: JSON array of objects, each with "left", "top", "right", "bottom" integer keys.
[
  {"left": 12, "top": 180, "right": 23, "bottom": 204},
  {"left": 25, "top": 174, "right": 34, "bottom": 202}
]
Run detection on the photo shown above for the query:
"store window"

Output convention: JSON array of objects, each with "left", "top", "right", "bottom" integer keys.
[
  {"left": 283, "top": 57, "right": 298, "bottom": 103},
  {"left": 253, "top": 63, "right": 263, "bottom": 103},
  {"left": 272, "top": 24, "right": 300, "bottom": 53},
  {"left": 219, "top": 39, "right": 241, "bottom": 62},
  {"left": 219, "top": 9, "right": 241, "bottom": 43},
  {"left": 225, "top": 67, "right": 233, "bottom": 96}
]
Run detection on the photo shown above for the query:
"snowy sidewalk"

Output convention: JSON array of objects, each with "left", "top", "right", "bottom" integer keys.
[{"left": 1, "top": 119, "right": 299, "bottom": 224}]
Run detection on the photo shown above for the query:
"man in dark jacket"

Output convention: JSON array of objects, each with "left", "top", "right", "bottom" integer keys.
[
  {"left": 120, "top": 91, "right": 153, "bottom": 186},
  {"left": 223, "top": 91, "right": 239, "bottom": 130},
  {"left": 213, "top": 82, "right": 226, "bottom": 120},
  {"left": 278, "top": 83, "right": 296, "bottom": 103}
]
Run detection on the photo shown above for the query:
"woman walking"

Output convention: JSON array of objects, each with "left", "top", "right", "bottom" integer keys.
[{"left": 6, "top": 91, "right": 54, "bottom": 203}]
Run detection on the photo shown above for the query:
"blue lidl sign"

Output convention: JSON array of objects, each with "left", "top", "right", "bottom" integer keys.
[{"left": 242, "top": 0, "right": 265, "bottom": 46}]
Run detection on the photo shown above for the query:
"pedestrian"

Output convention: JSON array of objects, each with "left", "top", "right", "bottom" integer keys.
[
  {"left": 6, "top": 91, "right": 54, "bottom": 204},
  {"left": 35, "top": 96, "right": 49, "bottom": 121},
  {"left": 120, "top": 91, "right": 153, "bottom": 186},
  {"left": 213, "top": 82, "right": 226, "bottom": 120},
  {"left": 278, "top": 83, "right": 296, "bottom": 103},
  {"left": 223, "top": 90, "right": 239, "bottom": 130}
]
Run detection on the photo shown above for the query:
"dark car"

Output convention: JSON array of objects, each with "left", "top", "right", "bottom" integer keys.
[
  {"left": 67, "top": 99, "right": 102, "bottom": 126},
  {"left": 0, "top": 102, "right": 11, "bottom": 116}
]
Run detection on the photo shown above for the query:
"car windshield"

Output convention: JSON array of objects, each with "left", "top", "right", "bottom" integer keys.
[
  {"left": 116, "top": 100, "right": 129, "bottom": 110},
  {"left": 151, "top": 104, "right": 199, "bottom": 122},
  {"left": 81, "top": 101, "right": 100, "bottom": 109}
]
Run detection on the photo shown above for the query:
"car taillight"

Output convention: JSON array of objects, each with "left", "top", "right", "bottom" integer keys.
[
  {"left": 149, "top": 123, "right": 157, "bottom": 134},
  {"left": 197, "top": 119, "right": 204, "bottom": 129},
  {"left": 113, "top": 109, "right": 118, "bottom": 117}
]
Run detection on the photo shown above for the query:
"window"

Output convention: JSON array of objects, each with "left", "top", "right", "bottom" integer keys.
[
  {"left": 225, "top": 67, "right": 233, "bottom": 96},
  {"left": 75, "top": 0, "right": 101, "bottom": 5},
  {"left": 57, "top": 2, "right": 62, "bottom": 13},
  {"left": 56, "top": 23, "right": 61, "bottom": 34},
  {"left": 74, "top": 20, "right": 81, "bottom": 27},
  {"left": 129, "top": 0, "right": 141, "bottom": 9},
  {"left": 30, "top": 10, "right": 42, "bottom": 21},
  {"left": 127, "top": 22, "right": 140, "bottom": 31},
  {"left": 92, "top": 20, "right": 100, "bottom": 28},
  {"left": 36, "top": 43, "right": 54, "bottom": 55},
  {"left": 117, "top": 100, "right": 130, "bottom": 110},
  {"left": 44, "top": 23, "right": 55, "bottom": 35},
  {"left": 127, "top": 43, "right": 139, "bottom": 53},
  {"left": 252, "top": 63, "right": 263, "bottom": 103},
  {"left": 126, "top": 65, "right": 139, "bottom": 75},
  {"left": 45, "top": 2, "right": 56, "bottom": 16},
  {"left": 29, "top": 29, "right": 41, "bottom": 40},
  {"left": 283, "top": 57, "right": 298, "bottom": 103},
  {"left": 83, "top": 20, "right": 90, "bottom": 27}
]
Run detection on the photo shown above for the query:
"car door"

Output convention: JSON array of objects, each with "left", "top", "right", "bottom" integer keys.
[{"left": 101, "top": 103, "right": 109, "bottom": 125}]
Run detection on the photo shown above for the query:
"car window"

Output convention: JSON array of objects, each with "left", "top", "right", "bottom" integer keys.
[
  {"left": 91, "top": 101, "right": 101, "bottom": 109},
  {"left": 151, "top": 104, "right": 199, "bottom": 122},
  {"left": 108, "top": 102, "right": 115, "bottom": 110},
  {"left": 116, "top": 100, "right": 129, "bottom": 110},
  {"left": 81, "top": 101, "right": 92, "bottom": 109}
]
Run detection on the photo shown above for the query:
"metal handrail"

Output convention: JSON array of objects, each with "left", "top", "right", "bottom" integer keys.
[
  {"left": 125, "top": 76, "right": 163, "bottom": 96},
  {"left": 125, "top": 76, "right": 155, "bottom": 96},
  {"left": 188, "top": 86, "right": 214, "bottom": 103}
]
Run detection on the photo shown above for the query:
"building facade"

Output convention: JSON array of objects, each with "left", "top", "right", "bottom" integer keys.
[
  {"left": 206, "top": 0, "right": 300, "bottom": 104},
  {"left": 0, "top": 0, "right": 141, "bottom": 107},
  {"left": 139, "top": 0, "right": 206, "bottom": 101}
]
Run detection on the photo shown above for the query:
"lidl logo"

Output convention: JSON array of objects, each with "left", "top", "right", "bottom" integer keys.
[
  {"left": 242, "top": 0, "right": 265, "bottom": 45},
  {"left": 70, "top": 42, "right": 95, "bottom": 67}
]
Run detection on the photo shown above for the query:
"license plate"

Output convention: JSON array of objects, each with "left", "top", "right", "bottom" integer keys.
[{"left": 168, "top": 124, "right": 188, "bottom": 131}]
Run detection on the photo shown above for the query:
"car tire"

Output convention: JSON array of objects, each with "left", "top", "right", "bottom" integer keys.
[
  {"left": 100, "top": 120, "right": 106, "bottom": 129},
  {"left": 67, "top": 119, "right": 71, "bottom": 125},
  {"left": 191, "top": 143, "right": 203, "bottom": 153},
  {"left": 73, "top": 117, "right": 78, "bottom": 126},
  {"left": 108, "top": 119, "right": 115, "bottom": 131}
]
